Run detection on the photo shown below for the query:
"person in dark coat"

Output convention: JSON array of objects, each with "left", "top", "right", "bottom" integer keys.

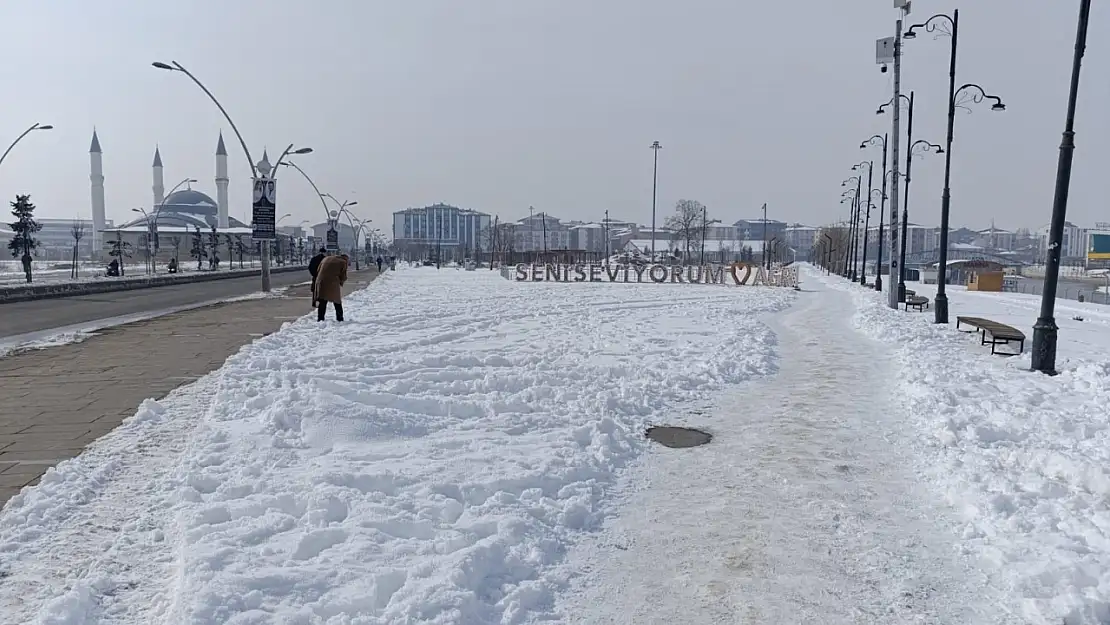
[
  {"left": 376, "top": 256, "right": 383, "bottom": 272},
  {"left": 315, "top": 254, "right": 348, "bottom": 322},
  {"left": 308, "top": 248, "right": 327, "bottom": 308}
]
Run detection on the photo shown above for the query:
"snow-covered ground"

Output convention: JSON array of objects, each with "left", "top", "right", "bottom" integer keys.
[
  {"left": 0, "top": 267, "right": 795, "bottom": 624},
  {"left": 4, "top": 264, "right": 1110, "bottom": 624},
  {"left": 822, "top": 270, "right": 1110, "bottom": 625}
]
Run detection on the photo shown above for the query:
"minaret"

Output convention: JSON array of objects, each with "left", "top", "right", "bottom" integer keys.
[
  {"left": 152, "top": 146, "right": 165, "bottom": 210},
  {"left": 89, "top": 129, "right": 106, "bottom": 257},
  {"left": 215, "top": 132, "right": 229, "bottom": 229}
]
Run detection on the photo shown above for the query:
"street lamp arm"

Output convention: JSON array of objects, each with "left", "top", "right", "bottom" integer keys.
[
  {"left": 0, "top": 123, "right": 48, "bottom": 170},
  {"left": 164, "top": 61, "right": 256, "bottom": 177},
  {"left": 910, "top": 140, "right": 944, "bottom": 155},
  {"left": 861, "top": 134, "right": 887, "bottom": 150},
  {"left": 875, "top": 95, "right": 911, "bottom": 115},
  {"left": 280, "top": 160, "right": 331, "bottom": 224},
  {"left": 953, "top": 83, "right": 1006, "bottom": 110},
  {"left": 905, "top": 13, "right": 955, "bottom": 38},
  {"left": 851, "top": 161, "right": 871, "bottom": 172}
]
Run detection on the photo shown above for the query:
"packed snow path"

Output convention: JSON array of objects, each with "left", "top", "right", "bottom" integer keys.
[{"left": 558, "top": 279, "right": 1020, "bottom": 624}]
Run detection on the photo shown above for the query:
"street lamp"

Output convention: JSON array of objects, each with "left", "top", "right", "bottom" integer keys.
[
  {"left": 650, "top": 141, "right": 663, "bottom": 261},
  {"left": 145, "top": 176, "right": 198, "bottom": 270},
  {"left": 152, "top": 59, "right": 276, "bottom": 291},
  {"left": 1031, "top": 0, "right": 1092, "bottom": 375},
  {"left": 861, "top": 133, "right": 889, "bottom": 291},
  {"left": 277, "top": 160, "right": 334, "bottom": 245},
  {"left": 903, "top": 13, "right": 1007, "bottom": 323},
  {"left": 0, "top": 123, "right": 53, "bottom": 171},
  {"left": 900, "top": 137, "right": 943, "bottom": 303},
  {"left": 851, "top": 161, "right": 874, "bottom": 285},
  {"left": 840, "top": 177, "right": 860, "bottom": 279}
]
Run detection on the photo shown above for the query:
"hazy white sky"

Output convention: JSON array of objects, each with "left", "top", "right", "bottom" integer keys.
[{"left": 0, "top": 0, "right": 1106, "bottom": 232}]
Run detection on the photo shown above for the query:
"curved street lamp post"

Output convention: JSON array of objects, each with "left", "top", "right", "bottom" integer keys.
[
  {"left": 903, "top": 13, "right": 1007, "bottom": 323},
  {"left": 153, "top": 60, "right": 312, "bottom": 292},
  {"left": 861, "top": 133, "right": 889, "bottom": 291},
  {"left": 851, "top": 162, "right": 874, "bottom": 285},
  {"left": 0, "top": 123, "right": 53, "bottom": 171}
]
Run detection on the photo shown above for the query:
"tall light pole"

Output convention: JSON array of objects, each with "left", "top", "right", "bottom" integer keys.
[
  {"left": 1031, "top": 0, "right": 1092, "bottom": 375},
  {"left": 861, "top": 134, "right": 889, "bottom": 291},
  {"left": 152, "top": 60, "right": 278, "bottom": 291},
  {"left": 851, "top": 161, "right": 874, "bottom": 285},
  {"left": 145, "top": 176, "right": 199, "bottom": 270},
  {"left": 650, "top": 141, "right": 663, "bottom": 260},
  {"left": 762, "top": 203, "right": 769, "bottom": 269},
  {"left": 903, "top": 13, "right": 1007, "bottom": 323},
  {"left": 0, "top": 123, "right": 53, "bottom": 171},
  {"left": 278, "top": 160, "right": 335, "bottom": 249}
]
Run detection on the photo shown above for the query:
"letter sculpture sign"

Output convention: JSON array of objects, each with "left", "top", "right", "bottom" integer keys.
[{"left": 510, "top": 262, "right": 799, "bottom": 288}]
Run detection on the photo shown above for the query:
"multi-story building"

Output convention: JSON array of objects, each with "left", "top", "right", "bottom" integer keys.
[
  {"left": 1037, "top": 221, "right": 1087, "bottom": 259},
  {"left": 784, "top": 224, "right": 819, "bottom": 250},
  {"left": 974, "top": 226, "right": 1016, "bottom": 251},
  {"left": 733, "top": 218, "right": 787, "bottom": 242},
  {"left": 392, "top": 203, "right": 492, "bottom": 260},
  {"left": 512, "top": 212, "right": 571, "bottom": 252}
]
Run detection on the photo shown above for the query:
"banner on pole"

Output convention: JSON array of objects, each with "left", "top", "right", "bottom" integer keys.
[{"left": 251, "top": 177, "right": 277, "bottom": 241}]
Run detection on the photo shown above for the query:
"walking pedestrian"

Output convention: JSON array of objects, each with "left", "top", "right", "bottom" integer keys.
[
  {"left": 308, "top": 247, "right": 327, "bottom": 308},
  {"left": 376, "top": 256, "right": 383, "bottom": 272},
  {"left": 315, "top": 253, "right": 348, "bottom": 322}
]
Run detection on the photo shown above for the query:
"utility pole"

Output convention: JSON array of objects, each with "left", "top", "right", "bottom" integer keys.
[
  {"left": 604, "top": 209, "right": 610, "bottom": 264},
  {"left": 886, "top": 5, "right": 908, "bottom": 309},
  {"left": 650, "top": 141, "right": 663, "bottom": 260},
  {"left": 762, "top": 203, "right": 769, "bottom": 269}
]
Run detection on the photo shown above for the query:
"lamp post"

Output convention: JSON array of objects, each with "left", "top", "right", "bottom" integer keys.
[
  {"left": 841, "top": 178, "right": 860, "bottom": 279},
  {"left": 0, "top": 123, "right": 53, "bottom": 171},
  {"left": 851, "top": 162, "right": 874, "bottom": 285},
  {"left": 277, "top": 160, "right": 334, "bottom": 249},
  {"left": 822, "top": 233, "right": 834, "bottom": 275},
  {"left": 145, "top": 176, "right": 198, "bottom": 271},
  {"left": 1031, "top": 0, "right": 1092, "bottom": 375},
  {"left": 903, "top": 13, "right": 1007, "bottom": 323},
  {"left": 861, "top": 134, "right": 889, "bottom": 291},
  {"left": 152, "top": 60, "right": 280, "bottom": 291},
  {"left": 650, "top": 141, "right": 662, "bottom": 261}
]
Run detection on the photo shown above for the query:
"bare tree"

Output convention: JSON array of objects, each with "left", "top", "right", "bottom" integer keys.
[
  {"left": 664, "top": 199, "right": 704, "bottom": 263},
  {"left": 70, "top": 219, "right": 86, "bottom": 279}
]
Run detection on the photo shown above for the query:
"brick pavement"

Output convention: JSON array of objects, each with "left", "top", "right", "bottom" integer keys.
[{"left": 0, "top": 270, "right": 378, "bottom": 505}]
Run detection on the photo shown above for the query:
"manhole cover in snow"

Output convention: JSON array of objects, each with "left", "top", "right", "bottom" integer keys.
[{"left": 645, "top": 426, "right": 712, "bottom": 448}]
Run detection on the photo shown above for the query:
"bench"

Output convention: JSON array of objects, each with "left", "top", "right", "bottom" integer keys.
[
  {"left": 904, "top": 289, "right": 916, "bottom": 298},
  {"left": 904, "top": 295, "right": 929, "bottom": 312},
  {"left": 956, "top": 316, "right": 1026, "bottom": 356}
]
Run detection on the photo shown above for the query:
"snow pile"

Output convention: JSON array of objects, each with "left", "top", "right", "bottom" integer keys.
[
  {"left": 0, "top": 267, "right": 793, "bottom": 624},
  {"left": 816, "top": 269, "right": 1110, "bottom": 625}
]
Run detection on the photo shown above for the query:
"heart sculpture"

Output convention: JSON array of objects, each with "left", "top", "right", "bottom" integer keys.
[{"left": 729, "top": 261, "right": 752, "bottom": 285}]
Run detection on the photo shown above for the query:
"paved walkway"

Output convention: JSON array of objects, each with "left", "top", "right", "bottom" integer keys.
[{"left": 0, "top": 270, "right": 378, "bottom": 505}]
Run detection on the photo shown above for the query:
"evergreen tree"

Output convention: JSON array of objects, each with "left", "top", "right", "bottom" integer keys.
[
  {"left": 8, "top": 194, "right": 42, "bottom": 283},
  {"left": 190, "top": 226, "right": 207, "bottom": 269}
]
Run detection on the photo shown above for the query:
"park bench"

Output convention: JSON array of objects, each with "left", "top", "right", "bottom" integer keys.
[
  {"left": 956, "top": 316, "right": 1026, "bottom": 356},
  {"left": 904, "top": 289, "right": 916, "bottom": 298},
  {"left": 904, "top": 295, "right": 929, "bottom": 312}
]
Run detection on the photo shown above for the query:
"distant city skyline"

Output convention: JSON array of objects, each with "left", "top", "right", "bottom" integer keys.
[{"left": 0, "top": 0, "right": 1106, "bottom": 234}]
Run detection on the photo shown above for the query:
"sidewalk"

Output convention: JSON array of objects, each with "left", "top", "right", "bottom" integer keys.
[{"left": 0, "top": 271, "right": 378, "bottom": 505}]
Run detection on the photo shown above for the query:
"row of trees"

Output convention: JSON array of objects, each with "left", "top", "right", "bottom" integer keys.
[{"left": 7, "top": 194, "right": 309, "bottom": 284}]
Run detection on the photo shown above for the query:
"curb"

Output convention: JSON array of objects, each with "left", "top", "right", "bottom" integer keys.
[{"left": 0, "top": 265, "right": 309, "bottom": 305}]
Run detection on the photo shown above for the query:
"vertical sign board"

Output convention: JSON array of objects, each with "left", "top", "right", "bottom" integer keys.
[
  {"left": 326, "top": 228, "right": 339, "bottom": 252},
  {"left": 251, "top": 177, "right": 277, "bottom": 241}
]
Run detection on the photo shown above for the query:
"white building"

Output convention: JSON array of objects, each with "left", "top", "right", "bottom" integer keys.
[
  {"left": 784, "top": 224, "right": 819, "bottom": 250},
  {"left": 393, "top": 203, "right": 492, "bottom": 260},
  {"left": 1037, "top": 221, "right": 1087, "bottom": 259},
  {"left": 512, "top": 212, "right": 571, "bottom": 252}
]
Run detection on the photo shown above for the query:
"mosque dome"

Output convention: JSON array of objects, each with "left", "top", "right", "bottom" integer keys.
[{"left": 161, "top": 189, "right": 219, "bottom": 215}]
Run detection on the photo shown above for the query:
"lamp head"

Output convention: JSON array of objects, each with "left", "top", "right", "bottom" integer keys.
[
  {"left": 293, "top": 147, "right": 313, "bottom": 155},
  {"left": 36, "top": 124, "right": 54, "bottom": 130},
  {"left": 152, "top": 61, "right": 175, "bottom": 71},
  {"left": 903, "top": 29, "right": 917, "bottom": 39},
  {"left": 991, "top": 102, "right": 1006, "bottom": 112}
]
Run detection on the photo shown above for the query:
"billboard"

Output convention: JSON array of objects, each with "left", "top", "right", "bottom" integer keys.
[{"left": 1089, "top": 231, "right": 1110, "bottom": 260}]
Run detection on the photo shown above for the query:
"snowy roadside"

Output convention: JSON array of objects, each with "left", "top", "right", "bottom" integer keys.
[
  {"left": 0, "top": 268, "right": 793, "bottom": 624},
  {"left": 0, "top": 285, "right": 297, "bottom": 359},
  {"left": 815, "top": 267, "right": 1110, "bottom": 625}
]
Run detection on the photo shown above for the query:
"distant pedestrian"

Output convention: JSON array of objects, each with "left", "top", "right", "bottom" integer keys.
[
  {"left": 376, "top": 256, "right": 383, "bottom": 272},
  {"left": 308, "top": 247, "right": 327, "bottom": 308},
  {"left": 316, "top": 253, "right": 348, "bottom": 322}
]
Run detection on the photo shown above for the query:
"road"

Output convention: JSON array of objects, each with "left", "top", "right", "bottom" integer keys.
[{"left": 0, "top": 271, "right": 313, "bottom": 339}]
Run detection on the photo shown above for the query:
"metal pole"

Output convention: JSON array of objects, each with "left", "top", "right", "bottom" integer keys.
[
  {"left": 852, "top": 177, "right": 862, "bottom": 280},
  {"left": 701, "top": 204, "right": 707, "bottom": 265},
  {"left": 1031, "top": 0, "right": 1091, "bottom": 374},
  {"left": 763, "top": 203, "right": 769, "bottom": 269},
  {"left": 898, "top": 92, "right": 915, "bottom": 303},
  {"left": 875, "top": 136, "right": 888, "bottom": 291},
  {"left": 650, "top": 141, "right": 662, "bottom": 260},
  {"left": 887, "top": 17, "right": 904, "bottom": 308},
  {"left": 0, "top": 123, "right": 51, "bottom": 170},
  {"left": 934, "top": 10, "right": 959, "bottom": 323},
  {"left": 860, "top": 162, "right": 873, "bottom": 285}
]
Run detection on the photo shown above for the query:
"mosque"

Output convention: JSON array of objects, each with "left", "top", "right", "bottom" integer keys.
[{"left": 88, "top": 129, "right": 299, "bottom": 263}]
